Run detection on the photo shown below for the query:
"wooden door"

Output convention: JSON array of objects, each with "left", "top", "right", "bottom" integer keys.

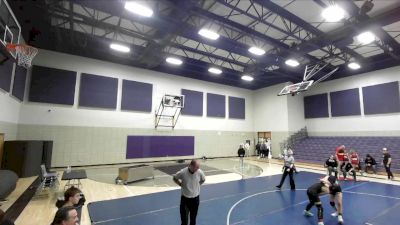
[{"left": 0, "top": 133, "right": 4, "bottom": 168}]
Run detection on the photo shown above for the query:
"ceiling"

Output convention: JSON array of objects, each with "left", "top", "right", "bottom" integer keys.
[{"left": 8, "top": 0, "right": 400, "bottom": 90}]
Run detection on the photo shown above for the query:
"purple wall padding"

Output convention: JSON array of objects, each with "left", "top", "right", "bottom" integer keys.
[
  {"left": 181, "top": 89, "right": 203, "bottom": 116},
  {"left": 12, "top": 65, "right": 27, "bottom": 101},
  {"left": 304, "top": 93, "right": 329, "bottom": 118},
  {"left": 330, "top": 88, "right": 361, "bottom": 117},
  {"left": 79, "top": 73, "right": 118, "bottom": 109},
  {"left": 363, "top": 81, "right": 400, "bottom": 115},
  {"left": 121, "top": 80, "right": 153, "bottom": 112},
  {"left": 126, "top": 136, "right": 195, "bottom": 158},
  {"left": 0, "top": 59, "right": 14, "bottom": 92},
  {"left": 207, "top": 93, "right": 225, "bottom": 118},
  {"left": 229, "top": 96, "right": 245, "bottom": 119},
  {"left": 29, "top": 65, "right": 76, "bottom": 105}
]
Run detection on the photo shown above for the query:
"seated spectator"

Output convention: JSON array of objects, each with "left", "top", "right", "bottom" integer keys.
[
  {"left": 364, "top": 154, "right": 377, "bottom": 174},
  {"left": 325, "top": 155, "right": 338, "bottom": 178},
  {"left": 255, "top": 142, "right": 261, "bottom": 156},
  {"left": 350, "top": 150, "right": 363, "bottom": 175},
  {"left": 341, "top": 160, "right": 356, "bottom": 181},
  {"left": 51, "top": 206, "right": 79, "bottom": 225}
]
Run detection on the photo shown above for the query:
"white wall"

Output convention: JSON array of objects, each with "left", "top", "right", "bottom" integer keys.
[
  {"left": 305, "top": 66, "right": 400, "bottom": 135},
  {"left": 253, "top": 83, "right": 289, "bottom": 132},
  {"left": 287, "top": 93, "right": 306, "bottom": 132},
  {"left": 0, "top": 63, "right": 21, "bottom": 140},
  {"left": 19, "top": 49, "right": 254, "bottom": 132}
]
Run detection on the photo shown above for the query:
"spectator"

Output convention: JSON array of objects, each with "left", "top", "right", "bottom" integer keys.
[
  {"left": 382, "top": 148, "right": 394, "bottom": 180},
  {"left": 255, "top": 142, "right": 261, "bottom": 156},
  {"left": 238, "top": 144, "right": 245, "bottom": 168},
  {"left": 260, "top": 141, "right": 267, "bottom": 159},
  {"left": 51, "top": 206, "right": 79, "bottom": 225},
  {"left": 62, "top": 186, "right": 82, "bottom": 207},
  {"left": 266, "top": 138, "right": 271, "bottom": 159},
  {"left": 350, "top": 150, "right": 363, "bottom": 176},
  {"left": 244, "top": 142, "right": 250, "bottom": 157},
  {"left": 325, "top": 155, "right": 338, "bottom": 178},
  {"left": 364, "top": 154, "right": 377, "bottom": 174}
]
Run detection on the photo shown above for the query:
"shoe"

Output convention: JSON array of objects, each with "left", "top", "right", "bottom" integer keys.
[
  {"left": 291, "top": 188, "right": 296, "bottom": 191},
  {"left": 317, "top": 222, "right": 324, "bottom": 225},
  {"left": 303, "top": 210, "right": 314, "bottom": 217},
  {"left": 276, "top": 185, "right": 281, "bottom": 189},
  {"left": 331, "top": 212, "right": 338, "bottom": 217},
  {"left": 338, "top": 215, "right": 344, "bottom": 223}
]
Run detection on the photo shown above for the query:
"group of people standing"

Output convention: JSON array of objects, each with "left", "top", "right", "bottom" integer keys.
[{"left": 256, "top": 138, "right": 271, "bottom": 159}]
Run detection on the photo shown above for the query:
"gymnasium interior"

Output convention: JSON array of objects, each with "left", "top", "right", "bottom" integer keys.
[{"left": 0, "top": 0, "right": 400, "bottom": 225}]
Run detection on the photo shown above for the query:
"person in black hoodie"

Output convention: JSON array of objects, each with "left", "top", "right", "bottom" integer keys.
[
  {"left": 364, "top": 154, "right": 377, "bottom": 174},
  {"left": 325, "top": 155, "right": 338, "bottom": 178},
  {"left": 238, "top": 144, "right": 246, "bottom": 168}
]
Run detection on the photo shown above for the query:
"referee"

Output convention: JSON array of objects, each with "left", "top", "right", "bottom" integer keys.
[{"left": 173, "top": 160, "right": 206, "bottom": 225}]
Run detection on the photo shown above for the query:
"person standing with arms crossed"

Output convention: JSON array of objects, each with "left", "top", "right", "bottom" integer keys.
[
  {"left": 173, "top": 160, "right": 206, "bottom": 225},
  {"left": 382, "top": 148, "right": 394, "bottom": 180}
]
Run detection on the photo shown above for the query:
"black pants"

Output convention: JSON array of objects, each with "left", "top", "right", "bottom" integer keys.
[
  {"left": 385, "top": 164, "right": 394, "bottom": 179},
  {"left": 306, "top": 191, "right": 323, "bottom": 220},
  {"left": 277, "top": 167, "right": 295, "bottom": 189},
  {"left": 180, "top": 195, "right": 199, "bottom": 225}
]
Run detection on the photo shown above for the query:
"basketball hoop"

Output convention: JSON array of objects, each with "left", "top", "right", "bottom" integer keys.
[{"left": 6, "top": 44, "right": 38, "bottom": 68}]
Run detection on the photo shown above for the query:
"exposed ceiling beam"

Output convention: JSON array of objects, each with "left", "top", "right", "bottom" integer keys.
[
  {"left": 253, "top": 0, "right": 364, "bottom": 61},
  {"left": 339, "top": 0, "right": 400, "bottom": 59}
]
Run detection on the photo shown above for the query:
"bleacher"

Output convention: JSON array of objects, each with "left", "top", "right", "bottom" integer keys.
[{"left": 293, "top": 136, "right": 400, "bottom": 173}]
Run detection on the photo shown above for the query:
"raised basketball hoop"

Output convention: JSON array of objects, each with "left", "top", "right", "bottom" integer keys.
[{"left": 6, "top": 43, "right": 38, "bottom": 68}]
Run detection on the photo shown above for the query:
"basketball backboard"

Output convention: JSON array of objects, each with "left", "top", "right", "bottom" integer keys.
[
  {"left": 278, "top": 80, "right": 314, "bottom": 96},
  {"left": 0, "top": 0, "right": 21, "bottom": 59}
]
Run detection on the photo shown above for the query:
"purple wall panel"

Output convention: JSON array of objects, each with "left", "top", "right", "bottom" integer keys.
[
  {"left": 0, "top": 59, "right": 14, "bottom": 92},
  {"left": 207, "top": 93, "right": 225, "bottom": 118},
  {"left": 363, "top": 81, "right": 400, "bottom": 115},
  {"left": 304, "top": 93, "right": 329, "bottom": 118},
  {"left": 121, "top": 80, "right": 152, "bottom": 112},
  {"left": 229, "top": 96, "right": 245, "bottom": 119},
  {"left": 181, "top": 89, "right": 203, "bottom": 116},
  {"left": 330, "top": 88, "right": 361, "bottom": 117},
  {"left": 79, "top": 73, "right": 118, "bottom": 109},
  {"left": 126, "top": 136, "right": 195, "bottom": 158},
  {"left": 29, "top": 66, "right": 76, "bottom": 105},
  {"left": 12, "top": 65, "right": 27, "bottom": 101}
]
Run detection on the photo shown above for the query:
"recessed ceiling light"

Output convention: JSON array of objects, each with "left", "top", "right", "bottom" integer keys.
[
  {"left": 348, "top": 62, "right": 361, "bottom": 70},
  {"left": 241, "top": 75, "right": 254, "bottom": 81},
  {"left": 248, "top": 46, "right": 266, "bottom": 56},
  {"left": 110, "top": 43, "right": 130, "bottom": 53},
  {"left": 356, "top": 31, "right": 375, "bottom": 45},
  {"left": 322, "top": 5, "right": 345, "bottom": 22},
  {"left": 124, "top": 2, "right": 153, "bottom": 17},
  {"left": 166, "top": 57, "right": 183, "bottom": 65},
  {"left": 285, "top": 59, "right": 300, "bottom": 67},
  {"left": 208, "top": 67, "right": 222, "bottom": 75},
  {"left": 198, "top": 28, "right": 220, "bottom": 40}
]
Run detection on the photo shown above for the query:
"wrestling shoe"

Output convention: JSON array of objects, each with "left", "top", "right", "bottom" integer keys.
[
  {"left": 317, "top": 222, "right": 324, "bottom": 225},
  {"left": 331, "top": 212, "right": 338, "bottom": 217},
  {"left": 338, "top": 215, "right": 344, "bottom": 224},
  {"left": 303, "top": 210, "right": 314, "bottom": 217}
]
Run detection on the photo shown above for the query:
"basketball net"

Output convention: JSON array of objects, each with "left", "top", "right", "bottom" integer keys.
[{"left": 6, "top": 44, "right": 38, "bottom": 68}]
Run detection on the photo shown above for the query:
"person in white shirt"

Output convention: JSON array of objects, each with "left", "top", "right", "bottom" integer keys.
[
  {"left": 173, "top": 160, "right": 206, "bottom": 225},
  {"left": 244, "top": 142, "right": 250, "bottom": 157}
]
